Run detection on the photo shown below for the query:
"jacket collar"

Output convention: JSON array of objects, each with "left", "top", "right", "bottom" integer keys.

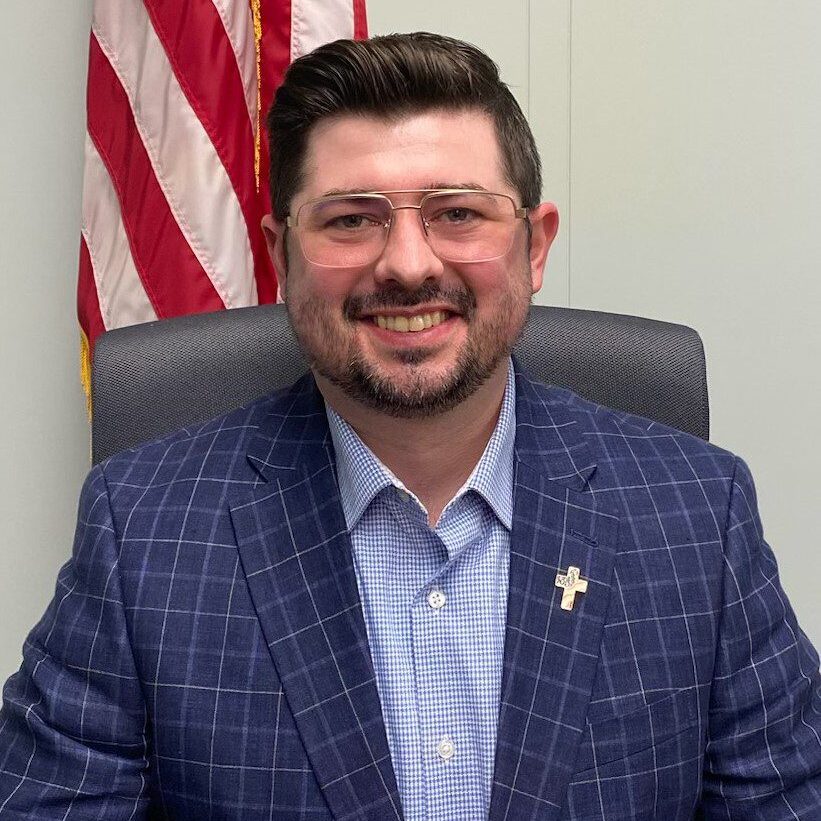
[
  {"left": 511, "top": 359, "right": 598, "bottom": 491},
  {"left": 244, "top": 372, "right": 333, "bottom": 477}
]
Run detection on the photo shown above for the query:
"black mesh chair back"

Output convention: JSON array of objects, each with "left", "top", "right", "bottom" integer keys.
[{"left": 91, "top": 304, "right": 709, "bottom": 463}]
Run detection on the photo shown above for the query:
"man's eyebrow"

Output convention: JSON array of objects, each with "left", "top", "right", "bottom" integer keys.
[
  {"left": 425, "top": 182, "right": 490, "bottom": 192},
  {"left": 318, "top": 183, "right": 491, "bottom": 197},
  {"left": 320, "top": 187, "right": 375, "bottom": 197}
]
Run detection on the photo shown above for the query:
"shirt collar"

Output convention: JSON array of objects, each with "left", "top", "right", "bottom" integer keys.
[{"left": 326, "top": 359, "right": 516, "bottom": 531}]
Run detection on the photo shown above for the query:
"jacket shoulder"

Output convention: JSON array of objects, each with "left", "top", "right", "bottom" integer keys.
[
  {"left": 517, "top": 371, "right": 738, "bottom": 485},
  {"left": 97, "top": 374, "right": 318, "bottom": 493}
]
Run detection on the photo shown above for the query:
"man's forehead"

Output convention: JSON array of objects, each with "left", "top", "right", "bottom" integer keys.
[{"left": 297, "top": 109, "right": 509, "bottom": 202}]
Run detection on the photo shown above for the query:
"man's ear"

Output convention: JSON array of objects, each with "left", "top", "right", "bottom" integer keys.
[
  {"left": 261, "top": 214, "right": 288, "bottom": 299},
  {"left": 526, "top": 202, "right": 559, "bottom": 294}
]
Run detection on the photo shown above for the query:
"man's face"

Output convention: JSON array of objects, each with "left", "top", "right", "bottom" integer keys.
[{"left": 263, "top": 109, "right": 557, "bottom": 417}]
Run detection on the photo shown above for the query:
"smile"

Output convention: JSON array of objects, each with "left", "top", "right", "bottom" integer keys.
[{"left": 372, "top": 311, "right": 450, "bottom": 333}]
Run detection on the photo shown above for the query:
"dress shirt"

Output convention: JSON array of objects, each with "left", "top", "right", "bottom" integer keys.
[{"left": 326, "top": 360, "right": 516, "bottom": 821}]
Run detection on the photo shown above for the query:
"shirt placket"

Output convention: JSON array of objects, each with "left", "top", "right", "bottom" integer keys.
[
  {"left": 410, "top": 498, "right": 487, "bottom": 820},
  {"left": 412, "top": 563, "right": 466, "bottom": 819}
]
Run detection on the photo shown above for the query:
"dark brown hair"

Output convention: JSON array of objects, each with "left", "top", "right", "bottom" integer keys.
[{"left": 266, "top": 32, "right": 542, "bottom": 219}]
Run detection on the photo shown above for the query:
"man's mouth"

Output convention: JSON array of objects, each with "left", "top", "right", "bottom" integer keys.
[{"left": 371, "top": 310, "right": 451, "bottom": 333}]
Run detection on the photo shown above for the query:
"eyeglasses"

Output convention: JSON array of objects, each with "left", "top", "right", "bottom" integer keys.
[{"left": 285, "top": 189, "right": 528, "bottom": 268}]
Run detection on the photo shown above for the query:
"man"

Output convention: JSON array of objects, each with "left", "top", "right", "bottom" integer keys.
[{"left": 1, "top": 32, "right": 819, "bottom": 820}]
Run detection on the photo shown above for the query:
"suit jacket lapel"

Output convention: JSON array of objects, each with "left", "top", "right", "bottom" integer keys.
[
  {"left": 490, "top": 368, "right": 620, "bottom": 820},
  {"left": 229, "top": 376, "right": 403, "bottom": 820}
]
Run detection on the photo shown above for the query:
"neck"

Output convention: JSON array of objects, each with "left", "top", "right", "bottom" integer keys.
[{"left": 319, "top": 362, "right": 509, "bottom": 526}]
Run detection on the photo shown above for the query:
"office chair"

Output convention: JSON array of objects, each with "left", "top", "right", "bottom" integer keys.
[{"left": 91, "top": 304, "right": 709, "bottom": 463}]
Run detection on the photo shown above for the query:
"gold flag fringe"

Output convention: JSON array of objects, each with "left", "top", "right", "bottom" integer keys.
[
  {"left": 80, "top": 327, "right": 93, "bottom": 422},
  {"left": 252, "top": 0, "right": 263, "bottom": 192}
]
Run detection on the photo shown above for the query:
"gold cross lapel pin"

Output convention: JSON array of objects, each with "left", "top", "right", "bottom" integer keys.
[{"left": 555, "top": 566, "right": 588, "bottom": 611}]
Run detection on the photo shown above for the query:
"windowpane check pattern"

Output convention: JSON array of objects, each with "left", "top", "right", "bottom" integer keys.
[{"left": 326, "top": 360, "right": 516, "bottom": 821}]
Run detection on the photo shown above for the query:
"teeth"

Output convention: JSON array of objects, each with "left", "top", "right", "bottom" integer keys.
[{"left": 373, "top": 311, "right": 448, "bottom": 333}]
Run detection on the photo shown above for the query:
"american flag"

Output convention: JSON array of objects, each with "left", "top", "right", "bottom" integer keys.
[{"left": 78, "top": 0, "right": 367, "bottom": 399}]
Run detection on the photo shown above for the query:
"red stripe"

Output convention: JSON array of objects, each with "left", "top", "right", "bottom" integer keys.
[
  {"left": 255, "top": 1, "right": 368, "bottom": 300},
  {"left": 353, "top": 0, "right": 368, "bottom": 39},
  {"left": 87, "top": 35, "right": 225, "bottom": 319},
  {"left": 256, "top": 0, "right": 294, "bottom": 301},
  {"left": 144, "top": 0, "right": 278, "bottom": 305},
  {"left": 77, "top": 236, "right": 107, "bottom": 348}
]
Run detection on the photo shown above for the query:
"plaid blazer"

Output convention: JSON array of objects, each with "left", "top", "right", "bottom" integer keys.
[{"left": 1, "top": 363, "right": 819, "bottom": 820}]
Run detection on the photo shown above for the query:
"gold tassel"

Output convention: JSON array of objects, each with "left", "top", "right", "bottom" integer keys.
[
  {"left": 251, "top": 0, "right": 263, "bottom": 192},
  {"left": 80, "top": 327, "right": 93, "bottom": 422}
]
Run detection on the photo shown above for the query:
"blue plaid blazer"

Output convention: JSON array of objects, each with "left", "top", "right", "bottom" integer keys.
[{"left": 1, "top": 362, "right": 819, "bottom": 820}]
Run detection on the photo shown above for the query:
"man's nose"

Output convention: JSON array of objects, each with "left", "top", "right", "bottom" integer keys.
[{"left": 372, "top": 207, "right": 445, "bottom": 287}]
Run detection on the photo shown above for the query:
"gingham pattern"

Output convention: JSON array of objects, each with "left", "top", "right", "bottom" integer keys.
[
  {"left": 0, "top": 361, "right": 819, "bottom": 819},
  {"left": 326, "top": 361, "right": 515, "bottom": 821}
]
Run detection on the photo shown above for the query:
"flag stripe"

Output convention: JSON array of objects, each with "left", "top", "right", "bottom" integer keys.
[
  {"left": 78, "top": 237, "right": 106, "bottom": 344},
  {"left": 353, "top": 0, "right": 368, "bottom": 40},
  {"left": 81, "top": 135, "right": 158, "bottom": 330},
  {"left": 87, "top": 36, "right": 225, "bottom": 320},
  {"left": 257, "top": 0, "right": 293, "bottom": 229},
  {"left": 291, "top": 0, "right": 355, "bottom": 61},
  {"left": 210, "top": 0, "right": 258, "bottom": 132},
  {"left": 92, "top": 0, "right": 257, "bottom": 309}
]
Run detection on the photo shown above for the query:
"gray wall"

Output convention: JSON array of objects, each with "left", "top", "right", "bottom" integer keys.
[
  {"left": 1, "top": 1, "right": 818, "bottom": 687},
  {"left": 1, "top": 2, "right": 94, "bottom": 685}
]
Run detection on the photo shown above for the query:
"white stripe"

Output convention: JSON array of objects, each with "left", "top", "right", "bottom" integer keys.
[
  {"left": 211, "top": 0, "right": 257, "bottom": 133},
  {"left": 92, "top": 4, "right": 257, "bottom": 310},
  {"left": 291, "top": 0, "right": 355, "bottom": 61},
  {"left": 81, "top": 133, "right": 158, "bottom": 330}
]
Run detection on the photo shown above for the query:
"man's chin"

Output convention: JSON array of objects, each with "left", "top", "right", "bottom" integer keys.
[{"left": 319, "top": 354, "right": 500, "bottom": 419}]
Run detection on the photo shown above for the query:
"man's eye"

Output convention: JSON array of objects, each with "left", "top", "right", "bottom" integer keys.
[
  {"left": 435, "top": 207, "right": 477, "bottom": 224},
  {"left": 327, "top": 214, "right": 378, "bottom": 230}
]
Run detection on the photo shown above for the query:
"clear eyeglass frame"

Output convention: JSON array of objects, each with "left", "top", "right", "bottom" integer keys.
[{"left": 284, "top": 188, "right": 528, "bottom": 268}]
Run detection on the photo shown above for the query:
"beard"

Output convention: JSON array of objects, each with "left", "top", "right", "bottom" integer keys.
[{"left": 286, "top": 276, "right": 531, "bottom": 419}]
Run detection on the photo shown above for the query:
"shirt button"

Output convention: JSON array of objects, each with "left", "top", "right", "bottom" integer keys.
[
  {"left": 427, "top": 588, "right": 447, "bottom": 610},
  {"left": 395, "top": 488, "right": 410, "bottom": 503},
  {"left": 437, "top": 736, "right": 456, "bottom": 761}
]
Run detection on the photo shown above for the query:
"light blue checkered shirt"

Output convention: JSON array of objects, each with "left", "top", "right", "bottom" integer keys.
[{"left": 326, "top": 361, "right": 515, "bottom": 821}]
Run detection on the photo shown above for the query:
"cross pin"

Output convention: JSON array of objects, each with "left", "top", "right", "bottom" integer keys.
[{"left": 554, "top": 566, "right": 588, "bottom": 611}]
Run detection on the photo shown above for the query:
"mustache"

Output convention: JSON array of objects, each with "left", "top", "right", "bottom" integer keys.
[{"left": 344, "top": 282, "right": 476, "bottom": 319}]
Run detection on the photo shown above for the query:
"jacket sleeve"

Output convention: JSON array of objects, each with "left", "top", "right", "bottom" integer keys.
[
  {"left": 699, "top": 457, "right": 821, "bottom": 818},
  {"left": 0, "top": 465, "right": 150, "bottom": 819}
]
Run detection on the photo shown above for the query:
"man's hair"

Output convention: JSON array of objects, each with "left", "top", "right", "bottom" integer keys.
[{"left": 266, "top": 32, "right": 542, "bottom": 220}]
